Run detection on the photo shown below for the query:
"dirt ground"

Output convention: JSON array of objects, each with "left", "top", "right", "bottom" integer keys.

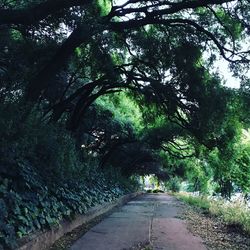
[{"left": 180, "top": 203, "right": 250, "bottom": 250}]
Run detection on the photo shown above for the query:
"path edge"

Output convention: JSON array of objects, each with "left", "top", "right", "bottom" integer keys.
[{"left": 17, "top": 192, "right": 143, "bottom": 250}]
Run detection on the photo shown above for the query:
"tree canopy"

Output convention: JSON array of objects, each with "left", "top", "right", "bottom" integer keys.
[{"left": 1, "top": 0, "right": 250, "bottom": 200}]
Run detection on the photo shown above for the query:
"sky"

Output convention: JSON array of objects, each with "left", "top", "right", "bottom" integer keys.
[{"left": 214, "top": 60, "right": 241, "bottom": 89}]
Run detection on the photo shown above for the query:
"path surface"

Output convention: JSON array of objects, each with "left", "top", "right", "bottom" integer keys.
[{"left": 70, "top": 193, "right": 206, "bottom": 250}]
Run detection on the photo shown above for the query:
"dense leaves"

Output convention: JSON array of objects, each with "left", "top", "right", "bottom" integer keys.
[{"left": 0, "top": 161, "right": 134, "bottom": 249}]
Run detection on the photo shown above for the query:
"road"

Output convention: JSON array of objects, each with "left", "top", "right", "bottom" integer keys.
[{"left": 70, "top": 193, "right": 206, "bottom": 250}]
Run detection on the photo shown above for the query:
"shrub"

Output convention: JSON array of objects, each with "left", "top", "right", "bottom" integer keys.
[
  {"left": 0, "top": 103, "right": 140, "bottom": 249},
  {"left": 152, "top": 189, "right": 164, "bottom": 193},
  {"left": 210, "top": 200, "right": 250, "bottom": 233},
  {"left": 0, "top": 163, "right": 133, "bottom": 249}
]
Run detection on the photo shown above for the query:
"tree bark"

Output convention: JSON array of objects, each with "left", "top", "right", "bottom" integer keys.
[
  {"left": 50, "top": 79, "right": 104, "bottom": 122},
  {"left": 25, "top": 24, "right": 97, "bottom": 103}
]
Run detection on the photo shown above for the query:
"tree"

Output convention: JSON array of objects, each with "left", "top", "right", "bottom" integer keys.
[
  {"left": 1, "top": 0, "right": 250, "bottom": 115},
  {"left": 1, "top": 0, "right": 250, "bottom": 193}
]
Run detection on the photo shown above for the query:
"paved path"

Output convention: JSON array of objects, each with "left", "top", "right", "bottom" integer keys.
[{"left": 70, "top": 194, "right": 206, "bottom": 250}]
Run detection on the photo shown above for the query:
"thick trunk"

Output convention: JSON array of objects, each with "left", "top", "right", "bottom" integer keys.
[
  {"left": 66, "top": 87, "right": 120, "bottom": 130},
  {"left": 25, "top": 24, "right": 96, "bottom": 103},
  {"left": 50, "top": 79, "right": 103, "bottom": 122},
  {"left": 66, "top": 92, "right": 100, "bottom": 131}
]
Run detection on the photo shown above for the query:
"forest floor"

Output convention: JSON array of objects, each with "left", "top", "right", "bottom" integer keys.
[{"left": 50, "top": 193, "right": 250, "bottom": 250}]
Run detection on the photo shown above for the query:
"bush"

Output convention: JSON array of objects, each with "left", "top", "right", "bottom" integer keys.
[
  {"left": 210, "top": 200, "right": 250, "bottom": 233},
  {"left": 0, "top": 104, "right": 87, "bottom": 181},
  {"left": 152, "top": 189, "right": 164, "bottom": 193},
  {"left": 0, "top": 162, "right": 133, "bottom": 249},
  {"left": 0, "top": 103, "right": 140, "bottom": 249}
]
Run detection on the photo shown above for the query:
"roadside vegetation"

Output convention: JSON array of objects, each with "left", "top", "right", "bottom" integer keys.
[{"left": 175, "top": 193, "right": 250, "bottom": 235}]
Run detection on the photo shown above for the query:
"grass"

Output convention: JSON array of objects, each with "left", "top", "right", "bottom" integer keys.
[
  {"left": 175, "top": 192, "right": 250, "bottom": 235},
  {"left": 176, "top": 193, "right": 210, "bottom": 211}
]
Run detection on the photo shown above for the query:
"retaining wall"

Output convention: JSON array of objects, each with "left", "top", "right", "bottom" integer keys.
[{"left": 17, "top": 192, "right": 141, "bottom": 250}]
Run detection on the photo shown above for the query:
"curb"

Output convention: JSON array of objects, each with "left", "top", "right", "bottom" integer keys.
[{"left": 17, "top": 192, "right": 142, "bottom": 250}]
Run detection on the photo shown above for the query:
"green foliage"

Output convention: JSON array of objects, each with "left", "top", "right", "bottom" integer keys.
[
  {"left": 0, "top": 162, "right": 133, "bottom": 249},
  {"left": 214, "top": 8, "right": 243, "bottom": 40},
  {"left": 203, "top": 125, "right": 250, "bottom": 198},
  {"left": 96, "top": 92, "right": 144, "bottom": 134},
  {"left": 232, "top": 142, "right": 250, "bottom": 195},
  {"left": 165, "top": 177, "right": 181, "bottom": 193},
  {"left": 185, "top": 158, "right": 213, "bottom": 194},
  {"left": 210, "top": 200, "right": 250, "bottom": 234},
  {"left": 176, "top": 194, "right": 211, "bottom": 211},
  {"left": 0, "top": 102, "right": 140, "bottom": 249},
  {"left": 96, "top": 0, "right": 111, "bottom": 16},
  {"left": 0, "top": 105, "right": 84, "bottom": 180}
]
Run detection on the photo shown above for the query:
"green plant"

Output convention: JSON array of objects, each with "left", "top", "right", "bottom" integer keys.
[
  {"left": 165, "top": 177, "right": 181, "bottom": 192},
  {"left": 0, "top": 161, "right": 135, "bottom": 249},
  {"left": 177, "top": 193, "right": 250, "bottom": 235},
  {"left": 177, "top": 194, "right": 210, "bottom": 211},
  {"left": 210, "top": 200, "right": 250, "bottom": 233}
]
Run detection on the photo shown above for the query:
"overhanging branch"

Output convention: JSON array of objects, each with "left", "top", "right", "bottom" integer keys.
[
  {"left": 110, "top": 18, "right": 248, "bottom": 63},
  {"left": 0, "top": 0, "right": 91, "bottom": 25},
  {"left": 25, "top": 23, "right": 97, "bottom": 103},
  {"left": 108, "top": 0, "right": 233, "bottom": 19}
]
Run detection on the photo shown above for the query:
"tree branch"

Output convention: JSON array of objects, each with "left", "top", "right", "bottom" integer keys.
[
  {"left": 25, "top": 24, "right": 97, "bottom": 102},
  {"left": 108, "top": 0, "right": 233, "bottom": 19},
  {"left": 0, "top": 0, "right": 91, "bottom": 25},
  {"left": 161, "top": 145, "right": 195, "bottom": 159},
  {"left": 110, "top": 17, "right": 247, "bottom": 63}
]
